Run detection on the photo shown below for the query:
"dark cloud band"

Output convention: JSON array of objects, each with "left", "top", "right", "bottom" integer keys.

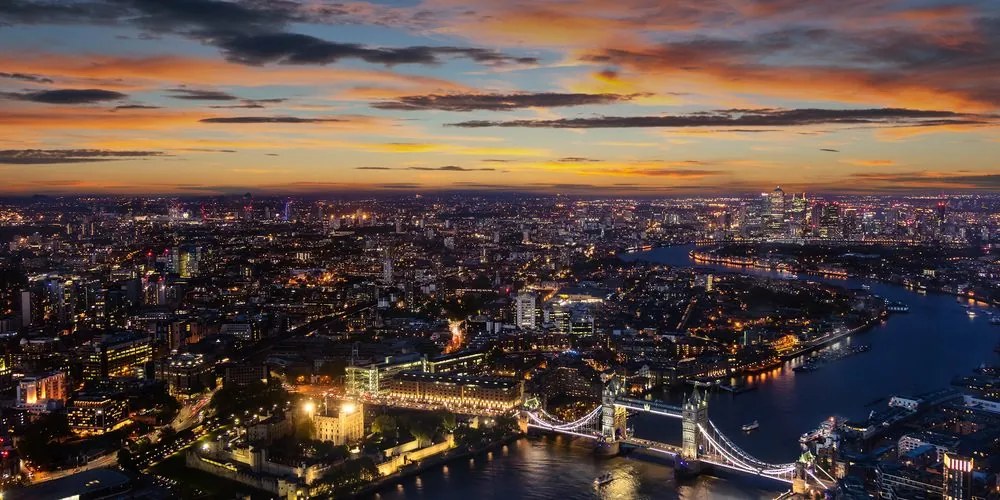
[
  {"left": 0, "top": 149, "right": 164, "bottom": 164},
  {"left": 373, "top": 93, "right": 638, "bottom": 111},
  {"left": 3, "top": 88, "right": 126, "bottom": 104},
  {"left": 449, "top": 108, "right": 990, "bottom": 128},
  {"left": 199, "top": 116, "right": 344, "bottom": 123}
]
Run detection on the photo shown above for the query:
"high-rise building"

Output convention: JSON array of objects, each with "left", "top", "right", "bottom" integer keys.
[
  {"left": 819, "top": 202, "right": 842, "bottom": 239},
  {"left": 936, "top": 201, "right": 947, "bottom": 226},
  {"left": 768, "top": 186, "right": 786, "bottom": 235},
  {"left": 789, "top": 193, "right": 808, "bottom": 235},
  {"left": 19, "top": 290, "right": 31, "bottom": 328},
  {"left": 176, "top": 245, "right": 201, "bottom": 278},
  {"left": 382, "top": 257, "right": 393, "bottom": 284},
  {"left": 942, "top": 453, "right": 973, "bottom": 500},
  {"left": 515, "top": 292, "right": 537, "bottom": 330}
]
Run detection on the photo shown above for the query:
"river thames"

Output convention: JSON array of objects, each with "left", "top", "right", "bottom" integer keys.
[{"left": 368, "top": 245, "right": 998, "bottom": 499}]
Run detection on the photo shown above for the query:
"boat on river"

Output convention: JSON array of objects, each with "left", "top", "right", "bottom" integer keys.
[
  {"left": 742, "top": 420, "right": 759, "bottom": 432},
  {"left": 593, "top": 472, "right": 614, "bottom": 487}
]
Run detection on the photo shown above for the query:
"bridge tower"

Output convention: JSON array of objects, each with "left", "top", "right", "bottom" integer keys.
[
  {"left": 679, "top": 387, "right": 708, "bottom": 475},
  {"left": 598, "top": 377, "right": 627, "bottom": 456}
]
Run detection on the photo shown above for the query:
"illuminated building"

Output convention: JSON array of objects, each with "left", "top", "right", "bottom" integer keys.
[
  {"left": 426, "top": 350, "right": 487, "bottom": 373},
  {"left": 346, "top": 354, "right": 426, "bottom": 396},
  {"left": 768, "top": 186, "right": 786, "bottom": 235},
  {"left": 67, "top": 393, "right": 129, "bottom": 435},
  {"left": 550, "top": 303, "right": 595, "bottom": 336},
  {"left": 385, "top": 372, "right": 524, "bottom": 412},
  {"left": 309, "top": 400, "right": 364, "bottom": 445},
  {"left": 155, "top": 352, "right": 215, "bottom": 396},
  {"left": 83, "top": 331, "right": 153, "bottom": 381},
  {"left": 175, "top": 245, "right": 201, "bottom": 278},
  {"left": 943, "top": 453, "right": 973, "bottom": 500},
  {"left": 819, "top": 203, "right": 842, "bottom": 239},
  {"left": 515, "top": 292, "right": 537, "bottom": 329},
  {"left": 15, "top": 371, "right": 68, "bottom": 412}
]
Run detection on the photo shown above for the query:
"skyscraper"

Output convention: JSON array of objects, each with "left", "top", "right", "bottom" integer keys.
[
  {"left": 382, "top": 257, "right": 393, "bottom": 284},
  {"left": 515, "top": 292, "right": 537, "bottom": 330},
  {"left": 820, "top": 203, "right": 842, "bottom": 239},
  {"left": 20, "top": 289, "right": 31, "bottom": 328},
  {"left": 768, "top": 186, "right": 786, "bottom": 236}
]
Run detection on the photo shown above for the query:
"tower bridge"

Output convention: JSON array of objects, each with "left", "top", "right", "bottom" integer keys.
[{"left": 523, "top": 380, "right": 835, "bottom": 494}]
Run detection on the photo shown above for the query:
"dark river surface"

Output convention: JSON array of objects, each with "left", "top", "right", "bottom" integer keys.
[{"left": 369, "top": 245, "right": 998, "bottom": 499}]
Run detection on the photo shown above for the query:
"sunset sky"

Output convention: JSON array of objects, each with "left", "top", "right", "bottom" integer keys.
[{"left": 1, "top": 0, "right": 998, "bottom": 195}]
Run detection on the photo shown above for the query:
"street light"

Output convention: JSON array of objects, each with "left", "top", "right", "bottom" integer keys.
[{"left": 303, "top": 401, "right": 315, "bottom": 415}]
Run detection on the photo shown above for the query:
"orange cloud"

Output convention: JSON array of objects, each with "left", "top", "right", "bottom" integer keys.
[
  {"left": 841, "top": 159, "right": 897, "bottom": 167},
  {"left": 0, "top": 53, "right": 468, "bottom": 93}
]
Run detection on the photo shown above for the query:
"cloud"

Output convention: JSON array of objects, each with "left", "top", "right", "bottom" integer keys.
[
  {"left": 820, "top": 148, "right": 840, "bottom": 152},
  {"left": 557, "top": 157, "right": 603, "bottom": 162},
  {"left": 113, "top": 104, "right": 161, "bottom": 110},
  {"left": 842, "top": 159, "right": 897, "bottom": 166},
  {"left": 167, "top": 88, "right": 239, "bottom": 100},
  {"left": 372, "top": 92, "right": 637, "bottom": 111},
  {"left": 198, "top": 116, "right": 346, "bottom": 124},
  {"left": 213, "top": 31, "right": 537, "bottom": 67},
  {"left": 207, "top": 98, "right": 287, "bottom": 109},
  {"left": 0, "top": 71, "right": 53, "bottom": 83},
  {"left": 356, "top": 166, "right": 497, "bottom": 172},
  {"left": 846, "top": 171, "right": 1000, "bottom": 190},
  {"left": 209, "top": 103, "right": 264, "bottom": 109},
  {"left": 3, "top": 88, "right": 126, "bottom": 104},
  {"left": 0, "top": 149, "right": 164, "bottom": 164},
  {"left": 449, "top": 107, "right": 992, "bottom": 129}
]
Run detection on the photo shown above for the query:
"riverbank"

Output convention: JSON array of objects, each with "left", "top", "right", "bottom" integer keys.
[
  {"left": 690, "top": 247, "right": 999, "bottom": 308},
  {"left": 354, "top": 434, "right": 520, "bottom": 498}
]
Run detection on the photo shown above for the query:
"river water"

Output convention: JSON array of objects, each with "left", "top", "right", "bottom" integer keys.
[{"left": 369, "top": 245, "right": 998, "bottom": 499}]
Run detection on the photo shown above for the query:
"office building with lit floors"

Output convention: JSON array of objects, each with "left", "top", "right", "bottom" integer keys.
[
  {"left": 943, "top": 453, "right": 974, "bottom": 500},
  {"left": 385, "top": 372, "right": 524, "bottom": 413},
  {"left": 307, "top": 400, "right": 364, "bottom": 445},
  {"left": 83, "top": 331, "right": 152, "bottom": 381},
  {"left": 67, "top": 392, "right": 129, "bottom": 435},
  {"left": 154, "top": 352, "right": 215, "bottom": 397}
]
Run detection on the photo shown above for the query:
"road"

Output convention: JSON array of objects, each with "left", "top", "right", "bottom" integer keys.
[{"left": 25, "top": 451, "right": 117, "bottom": 485}]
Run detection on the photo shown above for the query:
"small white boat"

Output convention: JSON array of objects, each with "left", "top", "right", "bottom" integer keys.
[
  {"left": 594, "top": 472, "right": 614, "bottom": 487},
  {"left": 742, "top": 420, "right": 759, "bottom": 432},
  {"left": 968, "top": 310, "right": 977, "bottom": 318}
]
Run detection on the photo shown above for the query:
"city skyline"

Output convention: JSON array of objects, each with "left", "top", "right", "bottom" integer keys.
[{"left": 2, "top": 0, "right": 999, "bottom": 196}]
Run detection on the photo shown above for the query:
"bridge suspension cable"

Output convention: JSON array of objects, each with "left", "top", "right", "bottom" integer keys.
[
  {"left": 525, "top": 406, "right": 602, "bottom": 432},
  {"left": 703, "top": 420, "right": 797, "bottom": 471},
  {"left": 697, "top": 424, "right": 797, "bottom": 476}
]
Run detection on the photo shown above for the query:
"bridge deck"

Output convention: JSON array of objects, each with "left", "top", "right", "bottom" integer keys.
[{"left": 614, "top": 397, "right": 683, "bottom": 417}]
